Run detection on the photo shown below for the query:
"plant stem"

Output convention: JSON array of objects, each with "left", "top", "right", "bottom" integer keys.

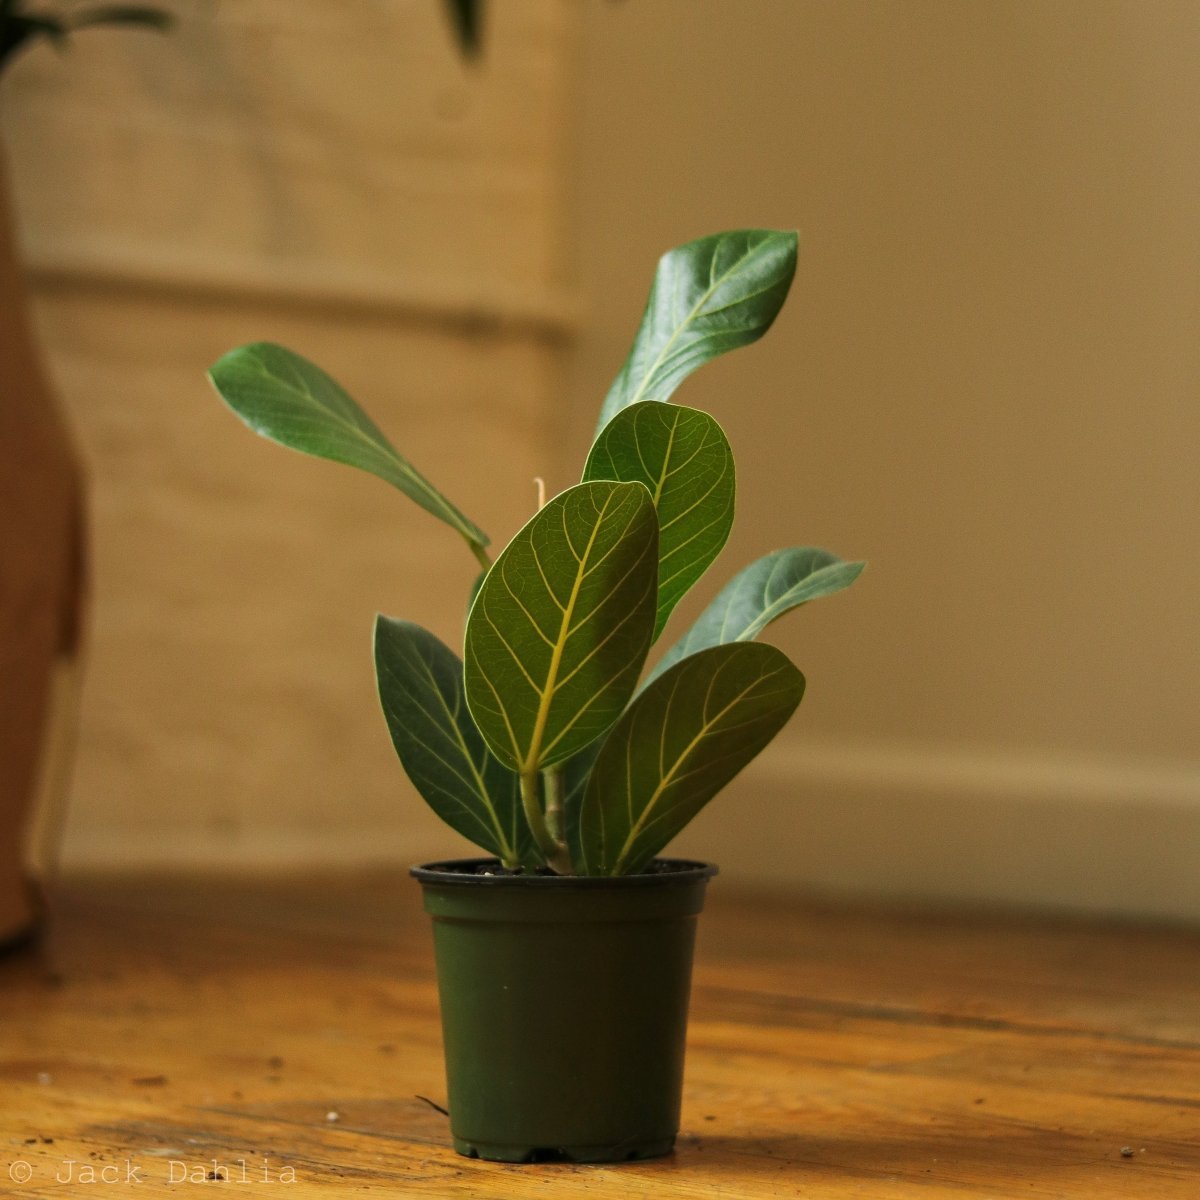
[
  {"left": 519, "top": 769, "right": 553, "bottom": 857},
  {"left": 469, "top": 539, "right": 491, "bottom": 571},
  {"left": 543, "top": 765, "right": 565, "bottom": 847},
  {"left": 520, "top": 768, "right": 571, "bottom": 874}
]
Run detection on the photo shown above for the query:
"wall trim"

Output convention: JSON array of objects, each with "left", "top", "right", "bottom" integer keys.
[
  {"left": 764, "top": 738, "right": 1200, "bottom": 811},
  {"left": 670, "top": 739, "right": 1200, "bottom": 923},
  {"left": 59, "top": 739, "right": 1200, "bottom": 923},
  {"left": 24, "top": 239, "right": 579, "bottom": 341}
]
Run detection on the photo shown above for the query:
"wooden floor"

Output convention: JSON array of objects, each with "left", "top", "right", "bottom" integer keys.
[{"left": 1, "top": 874, "right": 1198, "bottom": 1198}]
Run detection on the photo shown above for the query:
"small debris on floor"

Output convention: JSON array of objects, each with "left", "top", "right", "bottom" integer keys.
[
  {"left": 415, "top": 1095, "right": 450, "bottom": 1117},
  {"left": 1120, "top": 1146, "right": 1135, "bottom": 1158},
  {"left": 325, "top": 1111, "right": 340, "bottom": 1123}
]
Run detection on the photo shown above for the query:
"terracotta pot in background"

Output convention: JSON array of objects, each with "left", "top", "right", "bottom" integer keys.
[{"left": 0, "top": 146, "right": 86, "bottom": 948}]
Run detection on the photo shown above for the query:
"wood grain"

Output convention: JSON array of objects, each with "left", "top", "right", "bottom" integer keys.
[{"left": 1, "top": 876, "right": 1197, "bottom": 1197}]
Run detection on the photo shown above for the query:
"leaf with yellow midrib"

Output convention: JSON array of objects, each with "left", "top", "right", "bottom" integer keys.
[
  {"left": 577, "top": 643, "right": 805, "bottom": 876},
  {"left": 209, "top": 342, "right": 488, "bottom": 554},
  {"left": 585, "top": 401, "right": 735, "bottom": 641},
  {"left": 597, "top": 229, "right": 798, "bottom": 433},
  {"left": 464, "top": 481, "right": 659, "bottom": 773}
]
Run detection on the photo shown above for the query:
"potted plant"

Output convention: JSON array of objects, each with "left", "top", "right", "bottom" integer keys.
[{"left": 209, "top": 228, "right": 864, "bottom": 1163}]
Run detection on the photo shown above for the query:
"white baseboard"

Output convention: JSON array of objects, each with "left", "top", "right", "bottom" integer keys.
[
  {"left": 671, "top": 740, "right": 1200, "bottom": 923},
  {"left": 59, "top": 739, "right": 1200, "bottom": 924}
]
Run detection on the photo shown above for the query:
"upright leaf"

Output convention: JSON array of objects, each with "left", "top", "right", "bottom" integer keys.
[
  {"left": 209, "top": 343, "right": 489, "bottom": 554},
  {"left": 597, "top": 229, "right": 798, "bottom": 432},
  {"left": 577, "top": 643, "right": 805, "bottom": 876},
  {"left": 1, "top": 4, "right": 170, "bottom": 71},
  {"left": 374, "top": 617, "right": 538, "bottom": 869},
  {"left": 464, "top": 481, "right": 658, "bottom": 773},
  {"left": 649, "top": 548, "right": 865, "bottom": 684},
  {"left": 443, "top": 0, "right": 482, "bottom": 57},
  {"left": 584, "top": 402, "right": 735, "bottom": 641}
]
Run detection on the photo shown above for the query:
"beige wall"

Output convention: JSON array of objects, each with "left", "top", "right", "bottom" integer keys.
[
  {"left": 3, "top": 2, "right": 577, "bottom": 869},
  {"left": 5, "top": 1, "right": 1198, "bottom": 918},
  {"left": 564, "top": 1, "right": 1200, "bottom": 917}
]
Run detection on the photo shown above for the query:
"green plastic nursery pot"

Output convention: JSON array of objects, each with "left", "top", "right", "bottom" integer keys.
[{"left": 411, "top": 857, "right": 718, "bottom": 1164}]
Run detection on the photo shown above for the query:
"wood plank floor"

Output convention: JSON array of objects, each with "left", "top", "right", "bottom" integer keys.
[{"left": 1, "top": 873, "right": 1197, "bottom": 1197}]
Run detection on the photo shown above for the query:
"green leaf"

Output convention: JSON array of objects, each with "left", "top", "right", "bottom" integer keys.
[
  {"left": 1, "top": 4, "right": 169, "bottom": 71},
  {"left": 443, "top": 0, "right": 482, "bottom": 58},
  {"left": 209, "top": 343, "right": 488, "bottom": 554},
  {"left": 464, "top": 480, "right": 658, "bottom": 773},
  {"left": 584, "top": 402, "right": 734, "bottom": 641},
  {"left": 577, "top": 643, "right": 805, "bottom": 876},
  {"left": 374, "top": 616, "right": 538, "bottom": 869},
  {"left": 597, "top": 229, "right": 798, "bottom": 433},
  {"left": 649, "top": 548, "right": 865, "bottom": 685},
  {"left": 0, "top": 15, "right": 64, "bottom": 69}
]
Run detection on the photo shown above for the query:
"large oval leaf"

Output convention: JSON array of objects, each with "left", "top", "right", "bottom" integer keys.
[
  {"left": 577, "top": 643, "right": 805, "bottom": 876},
  {"left": 648, "top": 548, "right": 866, "bottom": 685},
  {"left": 209, "top": 342, "right": 488, "bottom": 553},
  {"left": 596, "top": 229, "right": 798, "bottom": 432},
  {"left": 584, "top": 402, "right": 734, "bottom": 641},
  {"left": 464, "top": 480, "right": 658, "bottom": 772},
  {"left": 374, "top": 617, "right": 538, "bottom": 868}
]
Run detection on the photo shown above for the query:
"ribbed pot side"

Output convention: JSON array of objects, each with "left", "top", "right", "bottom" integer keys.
[{"left": 412, "top": 859, "right": 717, "bottom": 1164}]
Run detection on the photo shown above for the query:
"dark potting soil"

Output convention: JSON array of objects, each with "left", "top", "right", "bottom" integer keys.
[{"left": 420, "top": 859, "right": 705, "bottom": 879}]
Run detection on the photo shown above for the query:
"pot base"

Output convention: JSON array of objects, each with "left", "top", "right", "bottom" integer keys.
[{"left": 453, "top": 1135, "right": 675, "bottom": 1164}]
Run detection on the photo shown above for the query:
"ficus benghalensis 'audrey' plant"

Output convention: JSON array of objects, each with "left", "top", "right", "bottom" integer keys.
[{"left": 209, "top": 229, "right": 864, "bottom": 876}]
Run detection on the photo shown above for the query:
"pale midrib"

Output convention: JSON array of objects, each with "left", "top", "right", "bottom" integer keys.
[
  {"left": 252, "top": 364, "right": 480, "bottom": 541},
  {"left": 414, "top": 654, "right": 514, "bottom": 861},
  {"left": 380, "top": 640, "right": 514, "bottom": 858},
  {"left": 625, "top": 244, "right": 768, "bottom": 409},
  {"left": 650, "top": 416, "right": 679, "bottom": 505},
  {"left": 521, "top": 493, "right": 616, "bottom": 773},
  {"left": 613, "top": 666, "right": 771, "bottom": 872},
  {"left": 744, "top": 562, "right": 836, "bottom": 639}
]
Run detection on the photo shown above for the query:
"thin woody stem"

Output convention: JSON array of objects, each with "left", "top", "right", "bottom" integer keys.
[
  {"left": 520, "top": 768, "right": 569, "bottom": 873},
  {"left": 543, "top": 765, "right": 566, "bottom": 849}
]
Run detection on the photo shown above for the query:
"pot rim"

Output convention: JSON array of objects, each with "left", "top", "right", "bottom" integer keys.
[{"left": 410, "top": 857, "right": 717, "bottom": 889}]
